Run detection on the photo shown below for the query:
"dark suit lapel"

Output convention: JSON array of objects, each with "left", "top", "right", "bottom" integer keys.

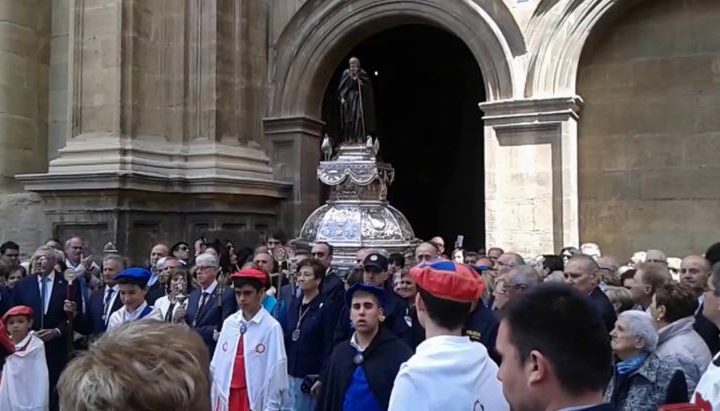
[
  {"left": 188, "top": 290, "right": 200, "bottom": 320},
  {"left": 50, "top": 274, "right": 67, "bottom": 313},
  {"left": 196, "top": 292, "right": 217, "bottom": 322}
]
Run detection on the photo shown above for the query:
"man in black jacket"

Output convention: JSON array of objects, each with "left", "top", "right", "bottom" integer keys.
[
  {"left": 564, "top": 254, "right": 616, "bottom": 332},
  {"left": 312, "top": 242, "right": 345, "bottom": 306},
  {"left": 317, "top": 283, "right": 412, "bottom": 411}
]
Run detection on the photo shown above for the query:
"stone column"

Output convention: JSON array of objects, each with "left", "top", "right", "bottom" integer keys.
[
  {"left": 264, "top": 116, "right": 324, "bottom": 235},
  {"left": 480, "top": 97, "right": 582, "bottom": 256},
  {"left": 0, "top": 0, "right": 51, "bottom": 250}
]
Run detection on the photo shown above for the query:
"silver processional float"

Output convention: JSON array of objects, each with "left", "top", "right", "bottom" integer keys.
[{"left": 294, "top": 57, "right": 420, "bottom": 276}]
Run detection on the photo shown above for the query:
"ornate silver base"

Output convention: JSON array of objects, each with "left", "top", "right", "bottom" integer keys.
[{"left": 296, "top": 143, "right": 419, "bottom": 275}]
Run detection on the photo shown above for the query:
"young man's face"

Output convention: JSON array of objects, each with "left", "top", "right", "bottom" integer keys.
[
  {"left": 496, "top": 321, "right": 536, "bottom": 411},
  {"left": 6, "top": 315, "right": 32, "bottom": 342},
  {"left": 235, "top": 284, "right": 264, "bottom": 314},
  {"left": 118, "top": 283, "right": 147, "bottom": 311},
  {"left": 350, "top": 292, "right": 383, "bottom": 334}
]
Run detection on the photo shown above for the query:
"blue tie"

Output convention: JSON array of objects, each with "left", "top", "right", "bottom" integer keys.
[{"left": 40, "top": 277, "right": 48, "bottom": 328}]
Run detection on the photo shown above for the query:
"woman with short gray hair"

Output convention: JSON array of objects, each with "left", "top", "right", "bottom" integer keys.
[{"left": 604, "top": 310, "right": 688, "bottom": 410}]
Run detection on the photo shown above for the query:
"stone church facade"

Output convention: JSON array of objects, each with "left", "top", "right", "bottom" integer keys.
[{"left": 1, "top": 0, "right": 717, "bottom": 261}]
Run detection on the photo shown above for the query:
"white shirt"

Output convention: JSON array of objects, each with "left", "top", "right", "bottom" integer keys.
[
  {"left": 107, "top": 301, "right": 163, "bottom": 330},
  {"left": 201, "top": 280, "right": 218, "bottom": 297},
  {"left": 102, "top": 285, "right": 120, "bottom": 325},
  {"left": 0, "top": 332, "right": 49, "bottom": 411},
  {"left": 388, "top": 335, "right": 509, "bottom": 411},
  {"left": 154, "top": 295, "right": 187, "bottom": 321},
  {"left": 211, "top": 307, "right": 289, "bottom": 411},
  {"left": 37, "top": 273, "right": 55, "bottom": 315}
]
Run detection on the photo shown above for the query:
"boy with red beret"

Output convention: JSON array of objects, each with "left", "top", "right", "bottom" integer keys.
[
  {"left": 0, "top": 305, "right": 49, "bottom": 411},
  {"left": 211, "top": 267, "right": 289, "bottom": 411},
  {"left": 388, "top": 261, "right": 508, "bottom": 411}
]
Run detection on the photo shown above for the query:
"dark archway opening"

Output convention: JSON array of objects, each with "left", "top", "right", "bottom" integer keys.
[{"left": 322, "top": 24, "right": 486, "bottom": 250}]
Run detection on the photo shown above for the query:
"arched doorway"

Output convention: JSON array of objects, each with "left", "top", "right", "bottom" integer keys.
[{"left": 321, "top": 25, "right": 486, "bottom": 248}]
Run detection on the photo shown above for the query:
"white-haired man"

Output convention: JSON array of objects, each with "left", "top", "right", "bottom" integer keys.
[{"left": 179, "top": 252, "right": 222, "bottom": 355}]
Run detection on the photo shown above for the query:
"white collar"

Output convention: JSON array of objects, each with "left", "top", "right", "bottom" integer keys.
[
  {"left": 349, "top": 332, "right": 370, "bottom": 352},
  {"left": 37, "top": 272, "right": 55, "bottom": 283},
  {"left": 201, "top": 279, "right": 218, "bottom": 295},
  {"left": 126, "top": 301, "right": 148, "bottom": 316},
  {"left": 239, "top": 307, "right": 266, "bottom": 325},
  {"left": 106, "top": 284, "right": 119, "bottom": 293}
]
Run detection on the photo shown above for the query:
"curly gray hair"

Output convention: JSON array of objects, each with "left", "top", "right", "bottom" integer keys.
[{"left": 618, "top": 310, "right": 658, "bottom": 352}]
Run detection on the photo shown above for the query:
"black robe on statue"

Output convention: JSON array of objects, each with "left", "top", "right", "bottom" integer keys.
[{"left": 317, "top": 327, "right": 412, "bottom": 411}]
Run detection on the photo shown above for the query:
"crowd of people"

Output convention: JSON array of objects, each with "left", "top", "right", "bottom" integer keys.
[{"left": 0, "top": 233, "right": 719, "bottom": 410}]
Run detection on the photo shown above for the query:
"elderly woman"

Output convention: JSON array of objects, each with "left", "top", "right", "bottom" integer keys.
[
  {"left": 605, "top": 310, "right": 688, "bottom": 410},
  {"left": 650, "top": 282, "right": 711, "bottom": 393},
  {"left": 155, "top": 268, "right": 193, "bottom": 323},
  {"left": 394, "top": 269, "right": 417, "bottom": 308}
]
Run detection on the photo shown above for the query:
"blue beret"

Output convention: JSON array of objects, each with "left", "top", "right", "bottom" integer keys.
[
  {"left": 114, "top": 267, "right": 151, "bottom": 286},
  {"left": 345, "top": 283, "right": 386, "bottom": 308}
]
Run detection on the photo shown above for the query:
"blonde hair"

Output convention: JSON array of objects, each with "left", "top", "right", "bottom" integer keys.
[{"left": 58, "top": 321, "right": 211, "bottom": 411}]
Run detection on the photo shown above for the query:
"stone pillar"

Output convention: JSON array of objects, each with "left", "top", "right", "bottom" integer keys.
[
  {"left": 0, "top": 1, "right": 50, "bottom": 190},
  {"left": 264, "top": 116, "right": 324, "bottom": 235},
  {"left": 17, "top": 0, "right": 289, "bottom": 263},
  {"left": 0, "top": 0, "right": 51, "bottom": 252},
  {"left": 480, "top": 97, "right": 582, "bottom": 256}
]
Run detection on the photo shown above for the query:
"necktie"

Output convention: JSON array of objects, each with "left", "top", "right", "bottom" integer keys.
[
  {"left": 104, "top": 288, "right": 115, "bottom": 323},
  {"left": 40, "top": 277, "right": 47, "bottom": 328},
  {"left": 198, "top": 292, "right": 209, "bottom": 313}
]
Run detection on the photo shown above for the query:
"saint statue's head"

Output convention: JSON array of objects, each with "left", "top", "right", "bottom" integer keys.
[{"left": 349, "top": 57, "right": 360, "bottom": 76}]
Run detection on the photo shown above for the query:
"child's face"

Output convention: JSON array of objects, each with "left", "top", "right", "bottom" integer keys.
[
  {"left": 118, "top": 283, "right": 147, "bottom": 311},
  {"left": 6, "top": 316, "right": 31, "bottom": 342}
]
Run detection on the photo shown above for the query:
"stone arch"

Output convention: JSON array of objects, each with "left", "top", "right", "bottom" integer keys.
[
  {"left": 524, "top": 0, "right": 643, "bottom": 97},
  {"left": 269, "top": 0, "right": 526, "bottom": 119}
]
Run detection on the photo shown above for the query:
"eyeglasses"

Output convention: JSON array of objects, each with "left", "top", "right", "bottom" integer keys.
[
  {"left": 416, "top": 254, "right": 434, "bottom": 261},
  {"left": 312, "top": 252, "right": 326, "bottom": 258},
  {"left": 196, "top": 265, "right": 216, "bottom": 271}
]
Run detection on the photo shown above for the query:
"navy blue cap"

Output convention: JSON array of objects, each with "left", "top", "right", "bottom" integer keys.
[
  {"left": 345, "top": 283, "right": 386, "bottom": 308},
  {"left": 114, "top": 267, "right": 151, "bottom": 287},
  {"left": 363, "top": 253, "right": 389, "bottom": 271}
]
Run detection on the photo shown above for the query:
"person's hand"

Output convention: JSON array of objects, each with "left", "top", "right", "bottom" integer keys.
[
  {"left": 81, "top": 255, "right": 94, "bottom": 270},
  {"left": 35, "top": 329, "right": 60, "bottom": 342},
  {"left": 173, "top": 307, "right": 187, "bottom": 324},
  {"left": 63, "top": 300, "right": 78, "bottom": 319},
  {"left": 703, "top": 291, "right": 720, "bottom": 327},
  {"left": 213, "top": 329, "right": 220, "bottom": 342},
  {"left": 310, "top": 381, "right": 322, "bottom": 397}
]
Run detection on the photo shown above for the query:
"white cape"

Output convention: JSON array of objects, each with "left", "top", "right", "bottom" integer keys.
[
  {"left": 211, "top": 307, "right": 289, "bottom": 411},
  {"left": 0, "top": 332, "right": 49, "bottom": 411},
  {"left": 693, "top": 351, "right": 720, "bottom": 409},
  {"left": 388, "top": 335, "right": 509, "bottom": 411}
]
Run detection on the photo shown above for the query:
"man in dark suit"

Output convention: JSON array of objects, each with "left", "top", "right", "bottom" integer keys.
[
  {"left": 564, "top": 254, "right": 616, "bottom": 332},
  {"left": 177, "top": 252, "right": 222, "bottom": 355},
  {"left": 496, "top": 283, "right": 616, "bottom": 411},
  {"left": 80, "top": 254, "right": 124, "bottom": 338},
  {"left": 312, "top": 242, "right": 345, "bottom": 306},
  {"left": 12, "top": 245, "right": 84, "bottom": 411}
]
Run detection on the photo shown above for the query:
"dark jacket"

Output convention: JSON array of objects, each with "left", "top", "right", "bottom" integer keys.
[
  {"left": 284, "top": 294, "right": 339, "bottom": 378},
  {"left": 12, "top": 273, "right": 85, "bottom": 411},
  {"left": 185, "top": 286, "right": 222, "bottom": 355},
  {"left": 463, "top": 301, "right": 501, "bottom": 364},
  {"left": 145, "top": 282, "right": 166, "bottom": 306},
  {"left": 317, "top": 327, "right": 412, "bottom": 411},
  {"left": 604, "top": 352, "right": 688, "bottom": 411},
  {"left": 334, "top": 287, "right": 410, "bottom": 345},
  {"left": 80, "top": 286, "right": 123, "bottom": 337},
  {"left": 694, "top": 306, "right": 720, "bottom": 355},
  {"left": 590, "top": 287, "right": 617, "bottom": 332},
  {"left": 321, "top": 269, "right": 345, "bottom": 305}
]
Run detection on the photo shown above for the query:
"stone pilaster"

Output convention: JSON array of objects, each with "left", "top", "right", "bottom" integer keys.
[
  {"left": 480, "top": 96, "right": 582, "bottom": 256},
  {"left": 263, "top": 116, "right": 324, "bottom": 235}
]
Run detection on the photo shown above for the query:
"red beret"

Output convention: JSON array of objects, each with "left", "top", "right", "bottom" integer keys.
[
  {"left": 2, "top": 305, "right": 33, "bottom": 324},
  {"left": 230, "top": 268, "right": 268, "bottom": 286},
  {"left": 410, "top": 261, "right": 485, "bottom": 303}
]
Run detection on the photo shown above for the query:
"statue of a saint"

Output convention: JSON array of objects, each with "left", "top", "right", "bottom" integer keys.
[{"left": 338, "top": 57, "right": 376, "bottom": 143}]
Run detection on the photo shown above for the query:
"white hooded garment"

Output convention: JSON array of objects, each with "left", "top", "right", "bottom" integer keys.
[
  {"left": 388, "top": 335, "right": 509, "bottom": 411},
  {"left": 0, "top": 332, "right": 49, "bottom": 411}
]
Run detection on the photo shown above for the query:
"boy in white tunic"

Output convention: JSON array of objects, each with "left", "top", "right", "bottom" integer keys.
[
  {"left": 107, "top": 267, "right": 162, "bottom": 330},
  {"left": 211, "top": 267, "right": 288, "bottom": 411},
  {"left": 388, "top": 261, "right": 509, "bottom": 411},
  {"left": 0, "top": 305, "right": 49, "bottom": 411}
]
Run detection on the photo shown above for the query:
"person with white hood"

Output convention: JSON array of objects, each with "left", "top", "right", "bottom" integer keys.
[
  {"left": 211, "top": 267, "right": 288, "bottom": 411},
  {"left": 388, "top": 260, "right": 509, "bottom": 411},
  {"left": 0, "top": 305, "right": 49, "bottom": 411}
]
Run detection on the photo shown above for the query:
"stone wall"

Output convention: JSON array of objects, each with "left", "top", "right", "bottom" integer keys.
[{"left": 578, "top": 0, "right": 720, "bottom": 258}]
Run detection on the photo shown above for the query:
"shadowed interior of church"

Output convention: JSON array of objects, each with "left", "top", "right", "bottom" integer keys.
[{"left": 322, "top": 24, "right": 486, "bottom": 250}]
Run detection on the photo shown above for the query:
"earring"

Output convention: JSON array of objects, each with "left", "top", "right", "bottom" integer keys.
[{"left": 379, "top": 314, "right": 386, "bottom": 322}]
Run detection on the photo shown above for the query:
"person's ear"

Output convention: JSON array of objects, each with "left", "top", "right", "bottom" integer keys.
[
  {"left": 526, "top": 350, "right": 549, "bottom": 387},
  {"left": 415, "top": 293, "right": 425, "bottom": 313},
  {"left": 656, "top": 304, "right": 667, "bottom": 321}
]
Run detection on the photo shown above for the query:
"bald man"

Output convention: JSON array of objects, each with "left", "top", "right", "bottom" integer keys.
[
  {"left": 495, "top": 252, "right": 524, "bottom": 276},
  {"left": 415, "top": 243, "right": 438, "bottom": 264},
  {"left": 681, "top": 255, "right": 711, "bottom": 295}
]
